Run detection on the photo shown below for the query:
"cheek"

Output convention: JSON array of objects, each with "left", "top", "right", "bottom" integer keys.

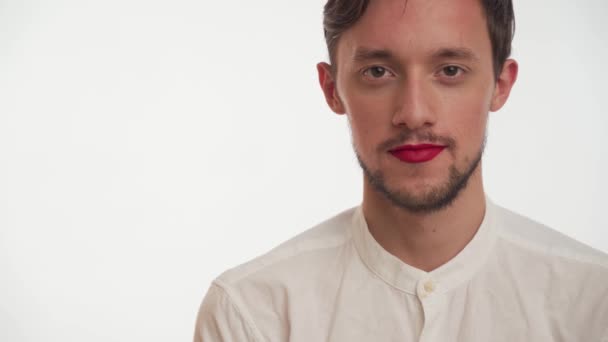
[
  {"left": 453, "top": 112, "right": 487, "bottom": 152},
  {"left": 342, "top": 86, "right": 397, "bottom": 150},
  {"left": 442, "top": 84, "right": 493, "bottom": 135}
]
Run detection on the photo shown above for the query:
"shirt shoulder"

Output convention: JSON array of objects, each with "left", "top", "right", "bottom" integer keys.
[
  {"left": 489, "top": 203, "right": 608, "bottom": 339},
  {"left": 214, "top": 205, "right": 358, "bottom": 287},
  {"left": 492, "top": 202, "right": 608, "bottom": 268},
  {"left": 193, "top": 283, "right": 262, "bottom": 342},
  {"left": 204, "top": 206, "right": 361, "bottom": 341}
]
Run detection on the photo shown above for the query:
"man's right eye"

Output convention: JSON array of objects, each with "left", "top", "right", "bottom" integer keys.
[{"left": 363, "top": 66, "right": 391, "bottom": 79}]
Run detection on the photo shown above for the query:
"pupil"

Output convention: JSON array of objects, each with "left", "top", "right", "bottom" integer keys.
[
  {"left": 371, "top": 67, "right": 385, "bottom": 77},
  {"left": 445, "top": 66, "right": 458, "bottom": 76}
]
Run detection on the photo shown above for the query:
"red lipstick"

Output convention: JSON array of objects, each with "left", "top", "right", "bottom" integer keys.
[{"left": 389, "top": 144, "right": 446, "bottom": 163}]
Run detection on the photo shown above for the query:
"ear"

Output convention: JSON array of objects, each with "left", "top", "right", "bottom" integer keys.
[
  {"left": 490, "top": 59, "right": 518, "bottom": 112},
  {"left": 317, "top": 62, "right": 346, "bottom": 114}
]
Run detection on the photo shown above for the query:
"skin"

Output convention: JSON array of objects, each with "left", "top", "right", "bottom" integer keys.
[{"left": 317, "top": 0, "right": 518, "bottom": 272}]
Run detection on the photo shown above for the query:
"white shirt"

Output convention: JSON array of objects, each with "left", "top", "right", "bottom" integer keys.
[{"left": 194, "top": 198, "right": 608, "bottom": 341}]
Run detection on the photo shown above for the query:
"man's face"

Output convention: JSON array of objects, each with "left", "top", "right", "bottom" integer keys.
[{"left": 319, "top": 0, "right": 516, "bottom": 213}]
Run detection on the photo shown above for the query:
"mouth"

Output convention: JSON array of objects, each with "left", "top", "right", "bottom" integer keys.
[{"left": 388, "top": 144, "right": 446, "bottom": 163}]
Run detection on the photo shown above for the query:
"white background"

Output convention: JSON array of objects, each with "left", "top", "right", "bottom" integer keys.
[{"left": 1, "top": 0, "right": 606, "bottom": 341}]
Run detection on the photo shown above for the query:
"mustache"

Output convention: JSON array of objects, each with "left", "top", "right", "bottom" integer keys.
[{"left": 379, "top": 130, "right": 456, "bottom": 151}]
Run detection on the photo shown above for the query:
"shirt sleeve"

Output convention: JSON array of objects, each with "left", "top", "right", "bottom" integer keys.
[{"left": 193, "top": 282, "right": 263, "bottom": 342}]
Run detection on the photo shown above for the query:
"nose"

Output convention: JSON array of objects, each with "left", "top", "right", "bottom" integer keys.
[{"left": 391, "top": 76, "right": 437, "bottom": 130}]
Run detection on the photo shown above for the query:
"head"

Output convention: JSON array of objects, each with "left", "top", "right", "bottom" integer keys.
[
  {"left": 317, "top": 0, "right": 518, "bottom": 213},
  {"left": 323, "top": 0, "right": 515, "bottom": 81}
]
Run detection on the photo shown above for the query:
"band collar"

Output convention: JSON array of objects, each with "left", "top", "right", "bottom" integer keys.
[{"left": 351, "top": 196, "right": 498, "bottom": 295}]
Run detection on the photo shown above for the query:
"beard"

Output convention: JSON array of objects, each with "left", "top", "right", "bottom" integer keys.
[{"left": 354, "top": 134, "right": 486, "bottom": 214}]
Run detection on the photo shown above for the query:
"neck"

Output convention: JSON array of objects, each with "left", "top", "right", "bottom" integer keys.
[{"left": 361, "top": 167, "right": 486, "bottom": 272}]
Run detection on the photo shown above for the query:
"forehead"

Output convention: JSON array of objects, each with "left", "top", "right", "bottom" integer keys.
[{"left": 337, "top": 0, "right": 491, "bottom": 63}]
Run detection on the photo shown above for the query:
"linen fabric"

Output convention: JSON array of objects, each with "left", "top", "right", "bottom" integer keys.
[{"left": 194, "top": 198, "right": 608, "bottom": 341}]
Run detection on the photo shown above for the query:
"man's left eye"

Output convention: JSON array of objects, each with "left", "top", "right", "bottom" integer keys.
[{"left": 441, "top": 65, "right": 463, "bottom": 77}]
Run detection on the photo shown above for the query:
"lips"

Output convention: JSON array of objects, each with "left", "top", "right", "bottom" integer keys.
[{"left": 389, "top": 144, "right": 446, "bottom": 163}]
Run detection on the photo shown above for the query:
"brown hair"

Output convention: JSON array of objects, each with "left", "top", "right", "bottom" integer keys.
[{"left": 323, "top": 0, "right": 515, "bottom": 80}]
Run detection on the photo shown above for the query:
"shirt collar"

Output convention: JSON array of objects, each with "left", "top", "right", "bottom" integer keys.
[{"left": 351, "top": 196, "right": 498, "bottom": 295}]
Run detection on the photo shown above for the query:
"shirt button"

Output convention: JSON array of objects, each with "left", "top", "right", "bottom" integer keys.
[{"left": 424, "top": 280, "right": 435, "bottom": 293}]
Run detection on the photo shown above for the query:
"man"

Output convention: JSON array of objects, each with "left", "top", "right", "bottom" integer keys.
[{"left": 194, "top": 0, "right": 608, "bottom": 340}]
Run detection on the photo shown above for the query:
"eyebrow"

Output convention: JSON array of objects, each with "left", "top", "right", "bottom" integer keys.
[
  {"left": 351, "top": 46, "right": 480, "bottom": 63},
  {"left": 352, "top": 47, "right": 396, "bottom": 63},
  {"left": 429, "top": 47, "right": 480, "bottom": 62}
]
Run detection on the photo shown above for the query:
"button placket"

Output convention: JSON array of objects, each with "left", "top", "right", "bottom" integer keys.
[{"left": 416, "top": 278, "right": 444, "bottom": 342}]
